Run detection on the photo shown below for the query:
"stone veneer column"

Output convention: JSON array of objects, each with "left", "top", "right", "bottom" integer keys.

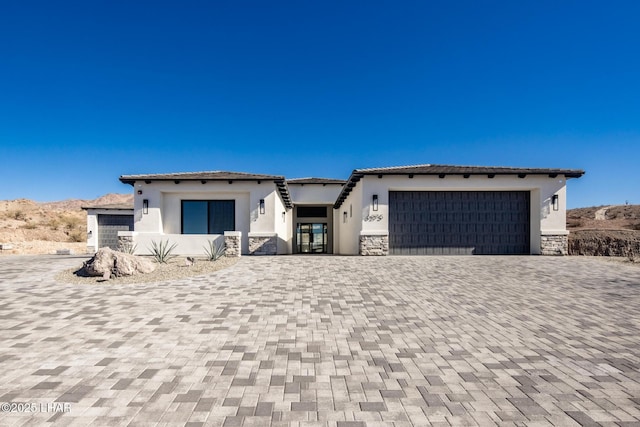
[
  {"left": 224, "top": 231, "right": 242, "bottom": 257},
  {"left": 540, "top": 233, "right": 569, "bottom": 255},
  {"left": 359, "top": 232, "right": 389, "bottom": 256},
  {"left": 117, "top": 231, "right": 136, "bottom": 254},
  {"left": 248, "top": 233, "right": 277, "bottom": 255}
]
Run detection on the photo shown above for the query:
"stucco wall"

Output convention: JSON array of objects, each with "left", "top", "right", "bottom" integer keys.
[
  {"left": 289, "top": 183, "right": 343, "bottom": 254},
  {"left": 273, "top": 189, "right": 292, "bottom": 254},
  {"left": 336, "top": 181, "right": 363, "bottom": 255},
  {"left": 332, "top": 208, "right": 341, "bottom": 254},
  {"left": 288, "top": 184, "right": 343, "bottom": 205},
  {"left": 358, "top": 174, "right": 569, "bottom": 255},
  {"left": 123, "top": 232, "right": 225, "bottom": 257},
  {"left": 130, "top": 180, "right": 280, "bottom": 255},
  {"left": 85, "top": 208, "right": 134, "bottom": 252}
]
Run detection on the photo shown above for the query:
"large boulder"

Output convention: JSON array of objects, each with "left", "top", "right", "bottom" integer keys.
[{"left": 82, "top": 247, "right": 156, "bottom": 278}]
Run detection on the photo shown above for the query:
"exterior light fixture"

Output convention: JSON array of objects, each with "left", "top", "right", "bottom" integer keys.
[
  {"left": 137, "top": 190, "right": 143, "bottom": 195},
  {"left": 282, "top": 211, "right": 286, "bottom": 222},
  {"left": 259, "top": 199, "right": 265, "bottom": 214},
  {"left": 552, "top": 194, "right": 559, "bottom": 211},
  {"left": 372, "top": 194, "right": 378, "bottom": 211},
  {"left": 143, "top": 199, "right": 149, "bottom": 214},
  {"left": 343, "top": 212, "right": 347, "bottom": 223}
]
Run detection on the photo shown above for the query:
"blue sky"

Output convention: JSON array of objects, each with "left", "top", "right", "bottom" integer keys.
[{"left": 1, "top": 1, "right": 638, "bottom": 208}]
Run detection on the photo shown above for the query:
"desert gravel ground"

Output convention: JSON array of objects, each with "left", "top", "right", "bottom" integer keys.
[{"left": 55, "top": 256, "right": 239, "bottom": 284}]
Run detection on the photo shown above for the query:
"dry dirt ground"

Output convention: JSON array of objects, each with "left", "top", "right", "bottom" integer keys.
[
  {"left": 567, "top": 205, "right": 640, "bottom": 259},
  {"left": 0, "top": 194, "right": 131, "bottom": 255}
]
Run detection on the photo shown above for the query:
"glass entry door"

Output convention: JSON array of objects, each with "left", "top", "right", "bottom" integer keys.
[{"left": 296, "top": 223, "right": 328, "bottom": 253}]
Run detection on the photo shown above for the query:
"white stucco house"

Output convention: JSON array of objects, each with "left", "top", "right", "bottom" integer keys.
[
  {"left": 82, "top": 203, "right": 134, "bottom": 252},
  {"left": 105, "top": 164, "right": 583, "bottom": 257}
]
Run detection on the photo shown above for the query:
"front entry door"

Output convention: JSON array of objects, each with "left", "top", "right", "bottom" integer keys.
[{"left": 297, "top": 223, "right": 328, "bottom": 253}]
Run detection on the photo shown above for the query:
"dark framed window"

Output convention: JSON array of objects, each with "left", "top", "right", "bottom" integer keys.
[
  {"left": 297, "top": 206, "right": 327, "bottom": 218},
  {"left": 181, "top": 200, "right": 235, "bottom": 234}
]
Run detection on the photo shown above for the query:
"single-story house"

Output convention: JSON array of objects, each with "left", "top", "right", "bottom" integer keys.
[
  {"left": 110, "top": 164, "right": 583, "bottom": 256},
  {"left": 82, "top": 203, "right": 134, "bottom": 252}
]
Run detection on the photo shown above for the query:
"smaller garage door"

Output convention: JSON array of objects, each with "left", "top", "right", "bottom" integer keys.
[
  {"left": 98, "top": 215, "right": 134, "bottom": 249},
  {"left": 389, "top": 191, "right": 530, "bottom": 255}
]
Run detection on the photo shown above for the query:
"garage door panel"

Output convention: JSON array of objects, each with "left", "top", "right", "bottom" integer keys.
[
  {"left": 389, "top": 191, "right": 530, "bottom": 255},
  {"left": 98, "top": 214, "right": 134, "bottom": 250}
]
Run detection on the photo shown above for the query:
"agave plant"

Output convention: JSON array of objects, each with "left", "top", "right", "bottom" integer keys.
[
  {"left": 117, "top": 240, "right": 137, "bottom": 254},
  {"left": 203, "top": 240, "right": 226, "bottom": 261},
  {"left": 148, "top": 240, "right": 178, "bottom": 263}
]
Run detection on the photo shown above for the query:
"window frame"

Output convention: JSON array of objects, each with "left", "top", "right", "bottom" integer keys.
[
  {"left": 297, "top": 206, "right": 328, "bottom": 218},
  {"left": 181, "top": 199, "right": 235, "bottom": 234}
]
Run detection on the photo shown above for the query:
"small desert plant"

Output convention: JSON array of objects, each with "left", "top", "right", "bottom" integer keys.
[
  {"left": 10, "top": 210, "right": 27, "bottom": 221},
  {"left": 48, "top": 217, "right": 62, "bottom": 230},
  {"left": 61, "top": 215, "right": 83, "bottom": 231},
  {"left": 566, "top": 218, "right": 583, "bottom": 228},
  {"left": 118, "top": 240, "right": 138, "bottom": 254},
  {"left": 149, "top": 240, "right": 178, "bottom": 263},
  {"left": 21, "top": 221, "right": 38, "bottom": 230},
  {"left": 203, "top": 240, "right": 226, "bottom": 261},
  {"left": 68, "top": 230, "right": 86, "bottom": 242}
]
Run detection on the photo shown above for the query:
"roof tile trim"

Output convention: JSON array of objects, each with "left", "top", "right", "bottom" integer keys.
[{"left": 334, "top": 164, "right": 585, "bottom": 208}]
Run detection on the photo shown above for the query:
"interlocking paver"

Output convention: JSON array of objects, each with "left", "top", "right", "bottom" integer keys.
[{"left": 0, "top": 254, "right": 639, "bottom": 426}]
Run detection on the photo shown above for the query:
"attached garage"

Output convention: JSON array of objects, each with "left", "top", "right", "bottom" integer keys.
[
  {"left": 97, "top": 214, "right": 134, "bottom": 249},
  {"left": 389, "top": 191, "right": 530, "bottom": 255},
  {"left": 332, "top": 165, "right": 584, "bottom": 256},
  {"left": 83, "top": 203, "right": 134, "bottom": 252}
]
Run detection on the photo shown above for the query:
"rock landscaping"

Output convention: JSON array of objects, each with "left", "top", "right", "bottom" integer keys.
[
  {"left": 57, "top": 251, "right": 238, "bottom": 284},
  {"left": 80, "top": 247, "right": 156, "bottom": 278}
]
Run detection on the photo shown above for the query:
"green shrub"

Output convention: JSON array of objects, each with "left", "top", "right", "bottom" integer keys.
[
  {"left": 149, "top": 240, "right": 178, "bottom": 263},
  {"left": 204, "top": 240, "right": 226, "bottom": 261}
]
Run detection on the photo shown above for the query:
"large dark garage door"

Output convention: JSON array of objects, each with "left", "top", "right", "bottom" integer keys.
[
  {"left": 98, "top": 214, "right": 134, "bottom": 249},
  {"left": 389, "top": 191, "right": 530, "bottom": 255}
]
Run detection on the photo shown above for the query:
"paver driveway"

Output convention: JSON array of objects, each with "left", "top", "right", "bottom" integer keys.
[{"left": 1, "top": 255, "right": 639, "bottom": 426}]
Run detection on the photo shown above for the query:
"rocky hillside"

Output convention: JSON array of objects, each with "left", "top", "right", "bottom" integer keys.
[
  {"left": 567, "top": 204, "right": 640, "bottom": 259},
  {"left": 0, "top": 194, "right": 132, "bottom": 255}
]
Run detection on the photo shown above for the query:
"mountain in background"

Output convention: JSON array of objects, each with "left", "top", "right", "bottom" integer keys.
[
  {"left": 0, "top": 193, "right": 133, "bottom": 255},
  {"left": 39, "top": 193, "right": 133, "bottom": 211}
]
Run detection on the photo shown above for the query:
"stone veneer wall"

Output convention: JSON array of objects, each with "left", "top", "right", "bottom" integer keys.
[
  {"left": 249, "top": 234, "right": 277, "bottom": 255},
  {"left": 117, "top": 234, "right": 134, "bottom": 253},
  {"left": 359, "top": 234, "right": 389, "bottom": 256},
  {"left": 540, "top": 234, "right": 568, "bottom": 256},
  {"left": 224, "top": 232, "right": 241, "bottom": 257}
]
